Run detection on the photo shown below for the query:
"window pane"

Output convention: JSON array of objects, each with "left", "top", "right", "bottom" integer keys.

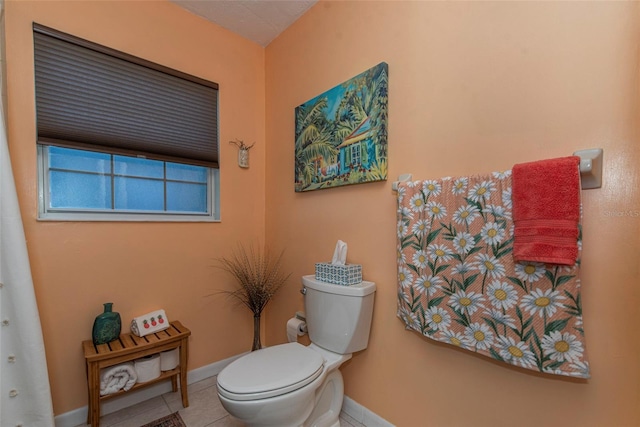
[
  {"left": 41, "top": 146, "right": 216, "bottom": 220},
  {"left": 114, "top": 177, "right": 164, "bottom": 211},
  {"left": 49, "top": 146, "right": 111, "bottom": 174},
  {"left": 114, "top": 156, "right": 164, "bottom": 179},
  {"left": 166, "top": 162, "right": 207, "bottom": 183},
  {"left": 167, "top": 182, "right": 207, "bottom": 212},
  {"left": 49, "top": 170, "right": 111, "bottom": 209}
]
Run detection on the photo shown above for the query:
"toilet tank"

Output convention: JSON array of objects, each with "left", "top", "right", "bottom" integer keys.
[{"left": 301, "top": 275, "right": 376, "bottom": 354}]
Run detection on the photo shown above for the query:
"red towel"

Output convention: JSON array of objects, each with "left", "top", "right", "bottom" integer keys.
[{"left": 512, "top": 156, "right": 581, "bottom": 265}]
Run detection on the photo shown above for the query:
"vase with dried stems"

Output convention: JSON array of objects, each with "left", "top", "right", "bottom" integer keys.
[{"left": 216, "top": 244, "right": 290, "bottom": 351}]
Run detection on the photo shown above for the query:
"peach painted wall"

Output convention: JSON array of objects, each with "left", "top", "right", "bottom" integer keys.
[
  {"left": 4, "top": 0, "right": 268, "bottom": 415},
  {"left": 265, "top": 1, "right": 640, "bottom": 426}
]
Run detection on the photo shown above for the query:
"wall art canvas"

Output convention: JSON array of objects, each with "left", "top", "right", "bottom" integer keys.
[{"left": 295, "top": 62, "right": 388, "bottom": 192}]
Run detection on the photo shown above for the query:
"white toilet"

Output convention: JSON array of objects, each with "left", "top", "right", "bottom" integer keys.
[{"left": 217, "top": 275, "right": 376, "bottom": 427}]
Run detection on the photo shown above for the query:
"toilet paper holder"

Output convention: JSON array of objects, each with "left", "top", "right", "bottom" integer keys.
[
  {"left": 293, "top": 311, "right": 307, "bottom": 333},
  {"left": 287, "top": 312, "right": 308, "bottom": 342}
]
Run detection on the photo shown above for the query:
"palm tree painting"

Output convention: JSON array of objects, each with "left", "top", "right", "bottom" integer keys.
[{"left": 295, "top": 62, "right": 388, "bottom": 192}]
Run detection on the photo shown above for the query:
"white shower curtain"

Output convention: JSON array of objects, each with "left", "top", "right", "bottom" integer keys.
[{"left": 0, "top": 2, "right": 56, "bottom": 425}]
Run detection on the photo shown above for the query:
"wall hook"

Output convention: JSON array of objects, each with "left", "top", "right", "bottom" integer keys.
[{"left": 229, "top": 139, "right": 255, "bottom": 168}]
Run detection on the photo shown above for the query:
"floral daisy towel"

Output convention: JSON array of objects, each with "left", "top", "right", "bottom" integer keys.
[{"left": 396, "top": 171, "right": 589, "bottom": 378}]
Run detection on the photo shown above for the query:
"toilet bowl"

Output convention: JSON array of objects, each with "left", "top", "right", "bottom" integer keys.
[
  {"left": 217, "top": 276, "right": 376, "bottom": 427},
  {"left": 217, "top": 343, "right": 350, "bottom": 427}
]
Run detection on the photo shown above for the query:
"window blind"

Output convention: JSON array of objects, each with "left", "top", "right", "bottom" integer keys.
[{"left": 33, "top": 24, "right": 219, "bottom": 168}]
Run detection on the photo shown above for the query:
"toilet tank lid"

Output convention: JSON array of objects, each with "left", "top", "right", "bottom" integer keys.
[{"left": 302, "top": 275, "right": 376, "bottom": 296}]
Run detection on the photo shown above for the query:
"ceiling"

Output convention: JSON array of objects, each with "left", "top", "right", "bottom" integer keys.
[{"left": 170, "top": 0, "right": 318, "bottom": 47}]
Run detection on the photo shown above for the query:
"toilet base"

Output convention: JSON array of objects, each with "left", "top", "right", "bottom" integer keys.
[
  {"left": 304, "top": 370, "right": 344, "bottom": 427},
  {"left": 219, "top": 383, "right": 316, "bottom": 427}
]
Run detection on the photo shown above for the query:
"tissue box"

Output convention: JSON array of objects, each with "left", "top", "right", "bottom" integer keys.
[{"left": 315, "top": 263, "right": 362, "bottom": 286}]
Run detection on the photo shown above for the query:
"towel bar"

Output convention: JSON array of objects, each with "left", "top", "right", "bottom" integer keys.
[
  {"left": 392, "top": 148, "right": 603, "bottom": 191},
  {"left": 573, "top": 148, "right": 603, "bottom": 189},
  {"left": 391, "top": 173, "right": 412, "bottom": 191}
]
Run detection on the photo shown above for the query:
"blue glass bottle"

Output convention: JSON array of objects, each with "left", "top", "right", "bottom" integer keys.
[{"left": 92, "top": 303, "right": 122, "bottom": 345}]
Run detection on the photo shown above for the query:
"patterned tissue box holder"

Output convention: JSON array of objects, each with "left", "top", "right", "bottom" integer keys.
[{"left": 315, "top": 263, "right": 362, "bottom": 286}]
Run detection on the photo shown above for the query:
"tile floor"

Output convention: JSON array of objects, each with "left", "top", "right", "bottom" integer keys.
[{"left": 76, "top": 375, "right": 366, "bottom": 427}]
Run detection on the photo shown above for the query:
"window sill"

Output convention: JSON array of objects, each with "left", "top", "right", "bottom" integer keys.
[{"left": 37, "top": 212, "right": 220, "bottom": 222}]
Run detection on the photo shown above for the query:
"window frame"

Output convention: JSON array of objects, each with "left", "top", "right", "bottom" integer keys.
[
  {"left": 37, "top": 145, "right": 220, "bottom": 222},
  {"left": 351, "top": 143, "right": 361, "bottom": 166}
]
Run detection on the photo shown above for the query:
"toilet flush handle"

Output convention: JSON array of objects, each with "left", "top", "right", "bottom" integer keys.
[{"left": 300, "top": 287, "right": 307, "bottom": 295}]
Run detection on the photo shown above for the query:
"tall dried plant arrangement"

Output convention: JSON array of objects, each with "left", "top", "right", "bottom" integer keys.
[{"left": 217, "top": 244, "right": 290, "bottom": 351}]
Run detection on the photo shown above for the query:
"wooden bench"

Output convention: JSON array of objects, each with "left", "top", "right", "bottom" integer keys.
[{"left": 82, "top": 320, "right": 191, "bottom": 427}]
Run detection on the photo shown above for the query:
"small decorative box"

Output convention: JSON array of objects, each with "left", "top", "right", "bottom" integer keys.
[
  {"left": 315, "top": 263, "right": 362, "bottom": 286},
  {"left": 130, "top": 309, "right": 170, "bottom": 337}
]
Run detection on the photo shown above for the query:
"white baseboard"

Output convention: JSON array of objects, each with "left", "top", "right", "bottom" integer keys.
[
  {"left": 342, "top": 395, "right": 395, "bottom": 427},
  {"left": 54, "top": 353, "right": 244, "bottom": 427}
]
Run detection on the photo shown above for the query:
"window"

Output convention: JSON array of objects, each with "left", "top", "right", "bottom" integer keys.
[
  {"left": 33, "top": 24, "right": 219, "bottom": 221},
  {"left": 351, "top": 143, "right": 361, "bottom": 167},
  {"left": 38, "top": 146, "right": 218, "bottom": 220}
]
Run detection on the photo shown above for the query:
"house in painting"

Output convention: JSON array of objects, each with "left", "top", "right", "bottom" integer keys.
[
  {"left": 308, "top": 116, "right": 376, "bottom": 183},
  {"left": 337, "top": 117, "right": 377, "bottom": 175}
]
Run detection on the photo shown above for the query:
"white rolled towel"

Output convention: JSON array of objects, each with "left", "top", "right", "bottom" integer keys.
[{"left": 100, "top": 362, "right": 138, "bottom": 396}]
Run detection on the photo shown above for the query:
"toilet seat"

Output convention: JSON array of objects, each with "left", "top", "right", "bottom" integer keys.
[{"left": 217, "top": 342, "right": 325, "bottom": 401}]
